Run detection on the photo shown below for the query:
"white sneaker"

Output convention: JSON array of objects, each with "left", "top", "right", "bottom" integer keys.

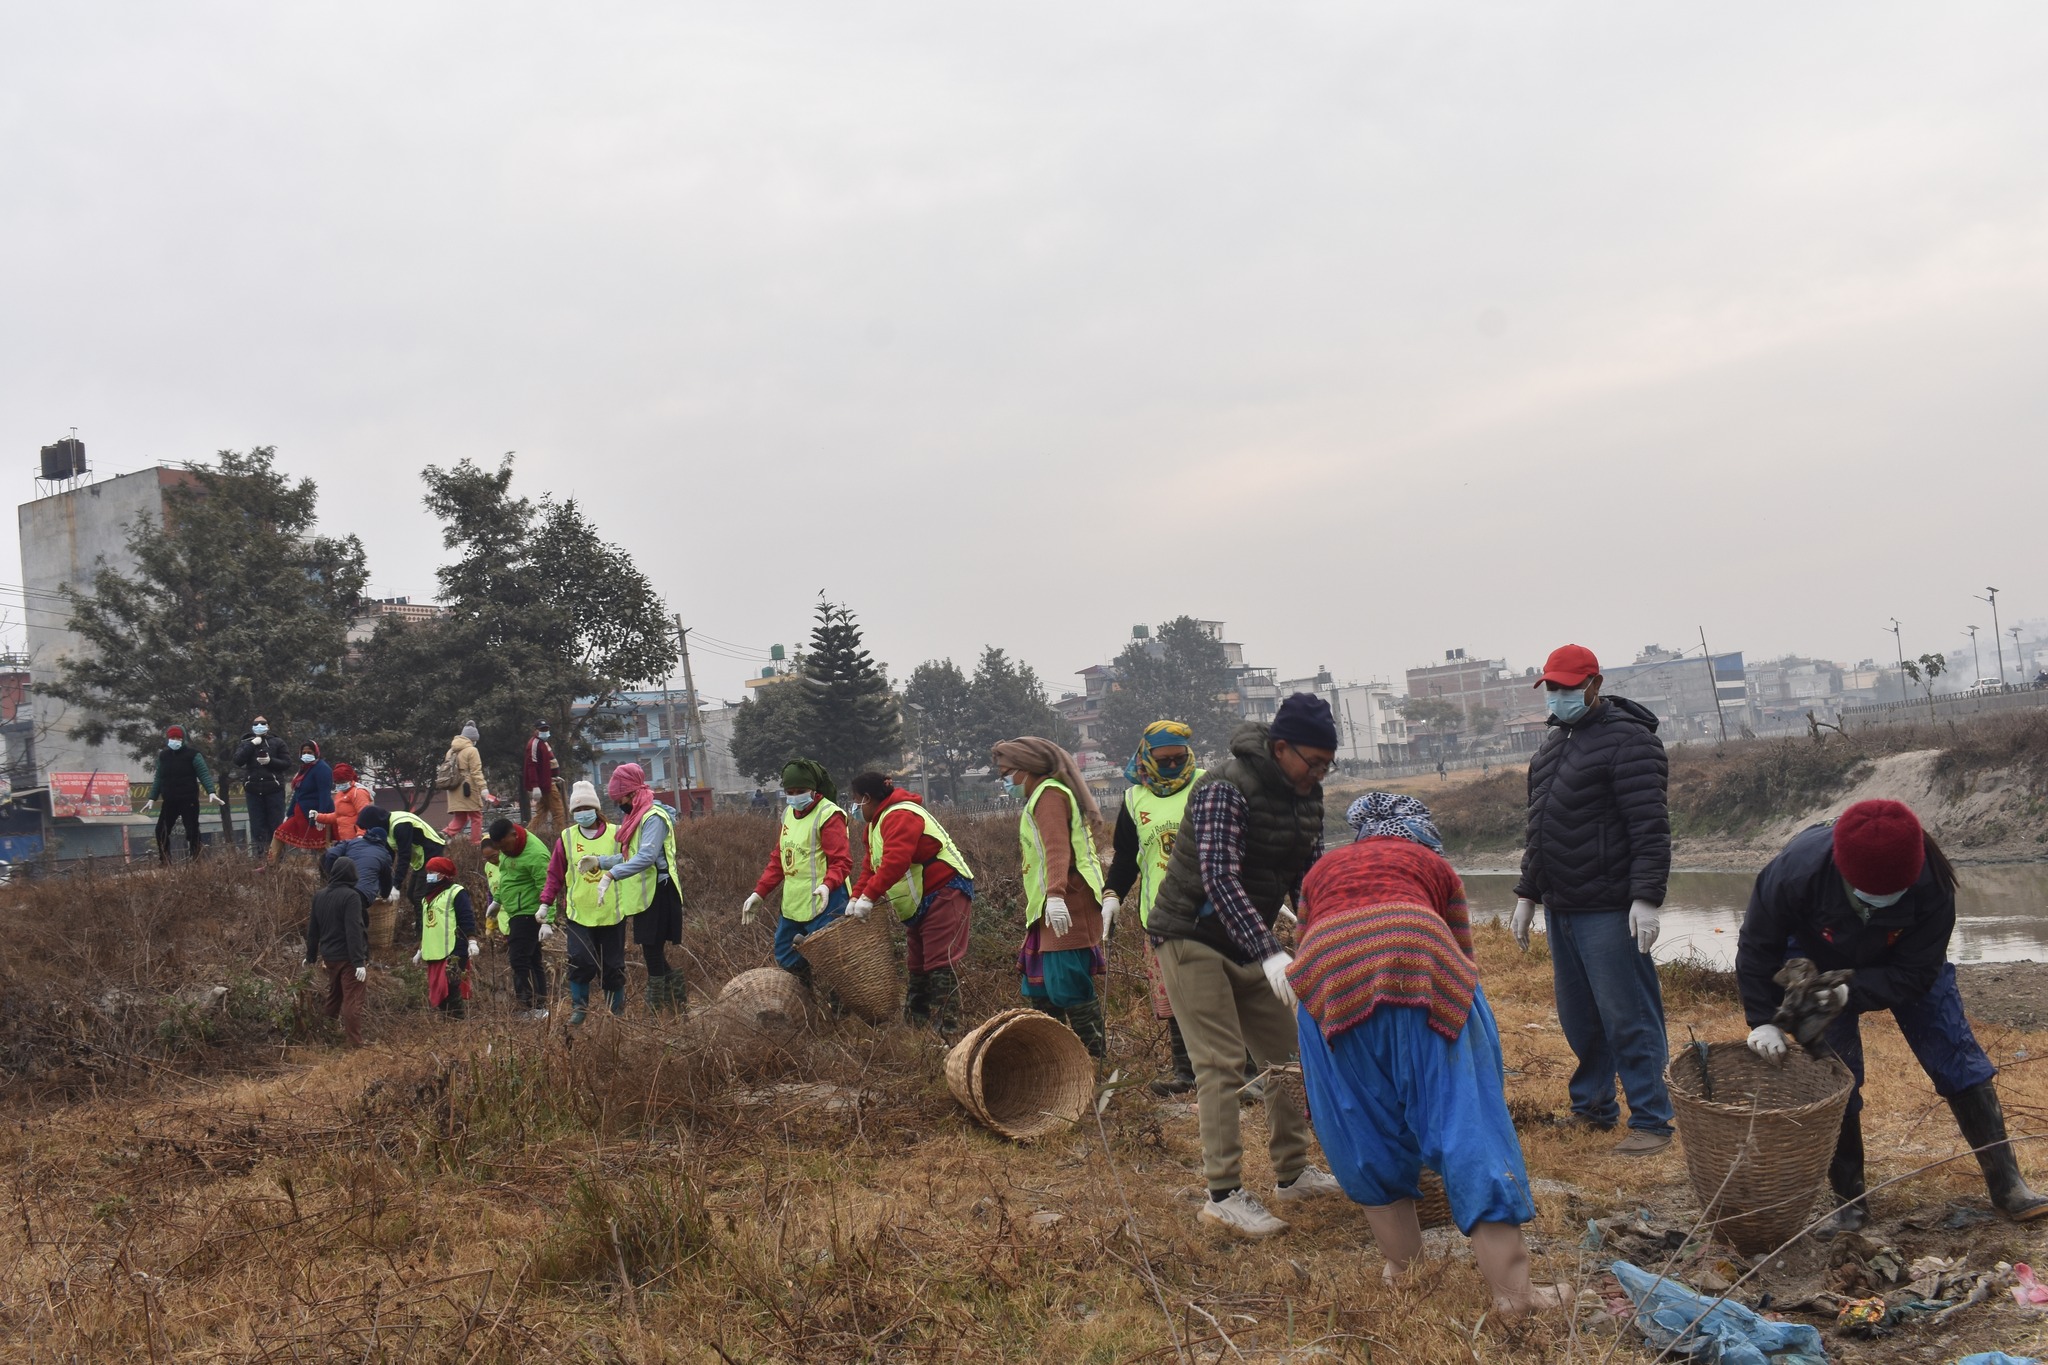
[
  {"left": 1270, "top": 1166, "right": 1343, "bottom": 1203},
  {"left": 525, "top": 1008, "right": 550, "bottom": 1021},
  {"left": 1199, "top": 1189, "right": 1289, "bottom": 1239}
]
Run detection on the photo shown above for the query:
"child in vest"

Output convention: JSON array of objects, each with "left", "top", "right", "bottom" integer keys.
[
  {"left": 410, "top": 856, "right": 479, "bottom": 1018},
  {"left": 990, "top": 737, "right": 1109, "bottom": 1059},
  {"left": 541, "top": 780, "right": 628, "bottom": 1024},
  {"left": 739, "top": 759, "right": 852, "bottom": 991}
]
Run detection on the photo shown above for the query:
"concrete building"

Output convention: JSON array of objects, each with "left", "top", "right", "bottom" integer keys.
[
  {"left": 346, "top": 596, "right": 447, "bottom": 643},
  {"left": 1601, "top": 644, "right": 1750, "bottom": 738},
  {"left": 1404, "top": 649, "right": 1545, "bottom": 729},
  {"left": 573, "top": 687, "right": 753, "bottom": 801},
  {"left": 17, "top": 466, "right": 193, "bottom": 787}
]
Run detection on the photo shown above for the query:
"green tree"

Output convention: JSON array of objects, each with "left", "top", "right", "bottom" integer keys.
[
  {"left": 343, "top": 455, "right": 676, "bottom": 794},
  {"left": 1096, "top": 616, "right": 1240, "bottom": 761},
  {"left": 333, "top": 618, "right": 458, "bottom": 811},
  {"left": 1468, "top": 705, "right": 1501, "bottom": 736},
  {"left": 801, "top": 600, "right": 901, "bottom": 781},
  {"left": 1400, "top": 696, "right": 1463, "bottom": 733},
  {"left": 49, "top": 447, "right": 368, "bottom": 792},
  {"left": 968, "top": 647, "right": 1076, "bottom": 756},
  {"left": 904, "top": 659, "right": 977, "bottom": 799},
  {"left": 729, "top": 678, "right": 819, "bottom": 786},
  {"left": 1901, "top": 652, "right": 1947, "bottom": 702}
]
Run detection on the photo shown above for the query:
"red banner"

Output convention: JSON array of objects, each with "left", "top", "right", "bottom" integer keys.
[{"left": 51, "top": 771, "right": 135, "bottom": 819}]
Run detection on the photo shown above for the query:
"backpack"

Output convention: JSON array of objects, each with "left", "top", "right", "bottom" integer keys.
[{"left": 435, "top": 751, "right": 461, "bottom": 791}]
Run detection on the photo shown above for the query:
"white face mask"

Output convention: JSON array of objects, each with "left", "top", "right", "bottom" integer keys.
[
  {"left": 1851, "top": 886, "right": 1909, "bottom": 909},
  {"left": 425, "top": 873, "right": 442, "bottom": 886},
  {"left": 301, "top": 753, "right": 317, "bottom": 765},
  {"left": 167, "top": 739, "right": 183, "bottom": 751},
  {"left": 573, "top": 809, "right": 599, "bottom": 829},
  {"left": 335, "top": 782, "right": 351, "bottom": 793},
  {"left": 251, "top": 724, "right": 268, "bottom": 736}
]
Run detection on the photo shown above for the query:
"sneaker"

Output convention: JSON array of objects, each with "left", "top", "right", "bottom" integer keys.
[
  {"left": 1271, "top": 1166, "right": 1343, "bottom": 1203},
  {"left": 525, "top": 1008, "right": 550, "bottom": 1022},
  {"left": 1238, "top": 1076, "right": 1267, "bottom": 1107},
  {"left": 1549, "top": 1112, "right": 1617, "bottom": 1133},
  {"left": 1149, "top": 1073, "right": 1196, "bottom": 1098},
  {"left": 1613, "top": 1129, "right": 1674, "bottom": 1157},
  {"left": 1199, "top": 1189, "right": 1289, "bottom": 1239}
]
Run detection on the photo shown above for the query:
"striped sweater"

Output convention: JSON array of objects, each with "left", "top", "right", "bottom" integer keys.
[{"left": 1287, "top": 836, "right": 1478, "bottom": 1042}]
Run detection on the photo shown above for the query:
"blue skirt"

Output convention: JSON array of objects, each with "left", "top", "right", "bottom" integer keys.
[{"left": 1295, "top": 986, "right": 1536, "bottom": 1234}]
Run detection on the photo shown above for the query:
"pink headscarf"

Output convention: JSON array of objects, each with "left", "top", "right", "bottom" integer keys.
[{"left": 607, "top": 762, "right": 655, "bottom": 847}]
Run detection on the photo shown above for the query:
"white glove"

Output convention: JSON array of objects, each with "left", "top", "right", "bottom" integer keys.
[
  {"left": 353, "top": 966, "right": 367, "bottom": 982},
  {"left": 1100, "top": 893, "right": 1119, "bottom": 939},
  {"left": 207, "top": 792, "right": 224, "bottom": 806},
  {"left": 1043, "top": 896, "right": 1072, "bottom": 937},
  {"left": 847, "top": 896, "right": 873, "bottom": 920},
  {"left": 386, "top": 889, "right": 401, "bottom": 903},
  {"left": 527, "top": 788, "right": 543, "bottom": 805},
  {"left": 1747, "top": 1023, "right": 1789, "bottom": 1063},
  {"left": 1628, "top": 899, "right": 1661, "bottom": 955},
  {"left": 576, "top": 854, "right": 603, "bottom": 875},
  {"left": 412, "top": 950, "right": 424, "bottom": 967},
  {"left": 142, "top": 800, "right": 156, "bottom": 814},
  {"left": 1511, "top": 898, "right": 1536, "bottom": 951},
  {"left": 467, "top": 938, "right": 481, "bottom": 958},
  {"left": 538, "top": 922, "right": 555, "bottom": 941},
  {"left": 486, "top": 900, "right": 501, "bottom": 917},
  {"left": 538, "top": 904, "right": 552, "bottom": 923},
  {"left": 255, "top": 753, "right": 270, "bottom": 765},
  {"left": 1823, "top": 983, "right": 1850, "bottom": 1011},
  {"left": 813, "top": 882, "right": 830, "bottom": 911},
  {"left": 741, "top": 892, "right": 762, "bottom": 925},
  {"left": 1275, "top": 902, "right": 1298, "bottom": 928},
  {"left": 1262, "top": 952, "right": 1298, "bottom": 1008}
]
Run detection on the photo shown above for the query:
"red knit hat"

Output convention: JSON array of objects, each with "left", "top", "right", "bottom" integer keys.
[
  {"left": 331, "top": 763, "right": 356, "bottom": 783},
  {"left": 165, "top": 725, "right": 185, "bottom": 740},
  {"left": 425, "top": 856, "right": 458, "bottom": 878},
  {"left": 1831, "top": 800, "right": 1926, "bottom": 895}
]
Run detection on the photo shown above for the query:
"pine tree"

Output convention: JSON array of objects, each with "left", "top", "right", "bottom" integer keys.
[
  {"left": 801, "top": 600, "right": 900, "bottom": 782},
  {"left": 968, "top": 647, "right": 1077, "bottom": 754},
  {"left": 729, "top": 676, "right": 818, "bottom": 786}
]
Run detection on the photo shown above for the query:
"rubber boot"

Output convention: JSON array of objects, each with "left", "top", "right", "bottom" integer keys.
[
  {"left": 926, "top": 967, "right": 962, "bottom": 1034},
  {"left": 1947, "top": 1080, "right": 2048, "bottom": 1221},
  {"left": 568, "top": 980, "right": 589, "bottom": 1026},
  {"left": 607, "top": 988, "right": 627, "bottom": 1018},
  {"left": 904, "top": 971, "right": 932, "bottom": 1027},
  {"left": 663, "top": 972, "right": 686, "bottom": 1013},
  {"left": 1470, "top": 1222, "right": 1569, "bottom": 1314},
  {"left": 645, "top": 976, "right": 663, "bottom": 1014},
  {"left": 1824, "top": 1109, "right": 1870, "bottom": 1233},
  {"left": 1066, "top": 996, "right": 1107, "bottom": 1059},
  {"left": 1151, "top": 1019, "right": 1198, "bottom": 1097}
]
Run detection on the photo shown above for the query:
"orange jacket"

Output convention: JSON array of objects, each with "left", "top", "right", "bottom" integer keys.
[{"left": 315, "top": 784, "right": 373, "bottom": 841}]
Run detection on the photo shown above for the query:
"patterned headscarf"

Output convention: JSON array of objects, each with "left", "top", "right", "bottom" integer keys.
[
  {"left": 1346, "top": 791, "right": 1443, "bottom": 852},
  {"left": 1123, "top": 720, "right": 1197, "bottom": 796},
  {"left": 607, "top": 762, "right": 656, "bottom": 847}
]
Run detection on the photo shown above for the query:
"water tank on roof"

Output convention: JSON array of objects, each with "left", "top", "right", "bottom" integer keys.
[
  {"left": 1133, "top": 624, "right": 1150, "bottom": 639},
  {"left": 770, "top": 644, "right": 785, "bottom": 661},
  {"left": 39, "top": 437, "right": 86, "bottom": 480}
]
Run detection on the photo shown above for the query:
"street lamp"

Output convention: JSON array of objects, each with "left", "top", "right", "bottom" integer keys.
[
  {"left": 1887, "top": 618, "right": 1905, "bottom": 700},
  {"left": 1976, "top": 588, "right": 2007, "bottom": 686},
  {"left": 1966, "top": 625, "right": 1982, "bottom": 683}
]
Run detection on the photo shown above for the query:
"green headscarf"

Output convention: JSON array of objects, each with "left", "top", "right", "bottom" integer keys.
[{"left": 780, "top": 758, "right": 838, "bottom": 804}]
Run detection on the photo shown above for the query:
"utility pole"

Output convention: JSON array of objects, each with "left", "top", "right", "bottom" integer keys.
[
  {"left": 676, "top": 617, "right": 706, "bottom": 803},
  {"left": 1966, "top": 625, "right": 1982, "bottom": 683},
  {"left": 2012, "top": 627, "right": 2027, "bottom": 684},
  {"left": 1887, "top": 618, "right": 1906, "bottom": 700},
  {"left": 664, "top": 683, "right": 682, "bottom": 805},
  {"left": 1697, "top": 627, "right": 1729, "bottom": 743},
  {"left": 1979, "top": 587, "right": 2008, "bottom": 685}
]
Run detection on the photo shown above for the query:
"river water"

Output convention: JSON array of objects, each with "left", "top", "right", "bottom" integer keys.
[{"left": 1461, "top": 864, "right": 2048, "bottom": 969}]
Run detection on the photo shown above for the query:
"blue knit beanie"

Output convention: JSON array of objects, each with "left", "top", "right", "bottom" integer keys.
[{"left": 1269, "top": 692, "right": 1339, "bottom": 751}]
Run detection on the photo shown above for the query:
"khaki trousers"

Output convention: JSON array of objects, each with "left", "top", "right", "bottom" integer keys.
[{"left": 1155, "top": 935, "right": 1312, "bottom": 1193}]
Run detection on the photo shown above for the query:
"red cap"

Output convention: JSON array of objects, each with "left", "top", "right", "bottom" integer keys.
[
  {"left": 165, "top": 725, "right": 185, "bottom": 740},
  {"left": 1831, "top": 800, "right": 1926, "bottom": 896},
  {"left": 425, "top": 856, "right": 459, "bottom": 878},
  {"left": 1534, "top": 644, "right": 1601, "bottom": 689},
  {"left": 331, "top": 763, "right": 356, "bottom": 783}
]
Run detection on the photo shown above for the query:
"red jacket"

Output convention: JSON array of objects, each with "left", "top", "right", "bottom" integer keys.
[
  {"left": 853, "top": 788, "right": 961, "bottom": 903},
  {"left": 753, "top": 806, "right": 852, "bottom": 898},
  {"left": 523, "top": 735, "right": 559, "bottom": 791}
]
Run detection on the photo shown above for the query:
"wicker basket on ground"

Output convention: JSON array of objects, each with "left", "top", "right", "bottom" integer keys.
[
  {"left": 1666, "top": 1041, "right": 1854, "bottom": 1254},
  {"left": 703, "top": 967, "right": 811, "bottom": 1038},
  {"left": 366, "top": 898, "right": 397, "bottom": 950},
  {"left": 792, "top": 913, "right": 900, "bottom": 1024},
  {"left": 1264, "top": 1063, "right": 1452, "bottom": 1229},
  {"left": 945, "top": 1008, "right": 1095, "bottom": 1141}
]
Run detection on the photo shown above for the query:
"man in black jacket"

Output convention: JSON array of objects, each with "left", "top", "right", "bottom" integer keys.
[
  {"left": 232, "top": 715, "right": 292, "bottom": 856},
  {"left": 305, "top": 855, "right": 370, "bottom": 1046},
  {"left": 1511, "top": 644, "right": 1674, "bottom": 1155},
  {"left": 141, "top": 725, "right": 222, "bottom": 862}
]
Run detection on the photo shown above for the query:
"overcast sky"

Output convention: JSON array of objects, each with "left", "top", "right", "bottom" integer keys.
[{"left": 4, "top": 4, "right": 2046, "bottom": 702}]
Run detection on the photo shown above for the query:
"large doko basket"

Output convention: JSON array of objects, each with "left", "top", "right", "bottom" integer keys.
[
  {"left": 1666, "top": 1042, "right": 1854, "bottom": 1254},
  {"left": 707, "top": 967, "right": 812, "bottom": 1038},
  {"left": 1265, "top": 1064, "right": 1453, "bottom": 1229},
  {"left": 945, "top": 1008, "right": 1095, "bottom": 1141},
  {"left": 793, "top": 913, "right": 900, "bottom": 1024},
  {"left": 366, "top": 898, "right": 397, "bottom": 950}
]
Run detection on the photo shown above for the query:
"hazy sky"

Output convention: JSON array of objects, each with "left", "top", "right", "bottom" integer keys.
[{"left": 5, "top": 4, "right": 2046, "bottom": 702}]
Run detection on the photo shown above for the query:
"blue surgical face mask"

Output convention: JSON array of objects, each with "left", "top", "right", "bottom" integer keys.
[
  {"left": 1546, "top": 688, "right": 1590, "bottom": 724},
  {"left": 425, "top": 873, "right": 442, "bottom": 886},
  {"left": 573, "top": 808, "right": 598, "bottom": 829},
  {"left": 335, "top": 782, "right": 351, "bottom": 793},
  {"left": 1851, "top": 886, "right": 1909, "bottom": 909},
  {"left": 301, "top": 753, "right": 317, "bottom": 765},
  {"left": 785, "top": 792, "right": 813, "bottom": 810},
  {"left": 1002, "top": 776, "right": 1024, "bottom": 799},
  {"left": 167, "top": 739, "right": 183, "bottom": 751},
  {"left": 251, "top": 724, "right": 267, "bottom": 735}
]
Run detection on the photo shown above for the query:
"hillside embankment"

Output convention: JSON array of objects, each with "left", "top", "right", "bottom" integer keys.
[
  {"left": 1424, "top": 709, "right": 2048, "bottom": 870},
  {"left": 6, "top": 813, "right": 2048, "bottom": 1360}
]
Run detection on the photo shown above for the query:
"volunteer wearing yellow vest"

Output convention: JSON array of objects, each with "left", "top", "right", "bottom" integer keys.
[
  {"left": 539, "top": 779, "right": 630, "bottom": 1024},
  {"left": 409, "top": 856, "right": 479, "bottom": 1018},
  {"left": 845, "top": 772, "right": 977, "bottom": 1032},
  {"left": 741, "top": 759, "right": 852, "bottom": 989},
  {"left": 590, "top": 762, "right": 686, "bottom": 1014},
  {"left": 992, "top": 736, "right": 1109, "bottom": 1059},
  {"left": 1105, "top": 721, "right": 1205, "bottom": 1094},
  {"left": 383, "top": 807, "right": 448, "bottom": 941}
]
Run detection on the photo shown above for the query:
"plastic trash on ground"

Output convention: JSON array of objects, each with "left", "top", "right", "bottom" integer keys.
[{"left": 1610, "top": 1260, "right": 1828, "bottom": 1365}]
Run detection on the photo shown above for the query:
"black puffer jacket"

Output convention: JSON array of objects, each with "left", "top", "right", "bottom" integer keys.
[{"left": 1515, "top": 695, "right": 1670, "bottom": 912}]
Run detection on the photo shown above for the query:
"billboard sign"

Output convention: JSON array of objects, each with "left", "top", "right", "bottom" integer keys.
[{"left": 51, "top": 772, "right": 135, "bottom": 819}]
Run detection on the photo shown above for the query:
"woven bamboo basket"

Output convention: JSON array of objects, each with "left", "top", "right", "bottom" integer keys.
[
  {"left": 709, "top": 967, "right": 812, "bottom": 1037},
  {"left": 366, "top": 899, "right": 397, "bottom": 950},
  {"left": 1666, "top": 1041, "right": 1854, "bottom": 1254},
  {"left": 793, "top": 913, "right": 900, "bottom": 1024},
  {"left": 945, "top": 1009, "right": 1094, "bottom": 1141},
  {"left": 1265, "top": 1064, "right": 1452, "bottom": 1228}
]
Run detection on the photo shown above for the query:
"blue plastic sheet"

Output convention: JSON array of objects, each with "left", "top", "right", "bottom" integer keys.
[
  {"left": 1954, "top": 1355, "right": 2041, "bottom": 1365},
  {"left": 1610, "top": 1261, "right": 1828, "bottom": 1365}
]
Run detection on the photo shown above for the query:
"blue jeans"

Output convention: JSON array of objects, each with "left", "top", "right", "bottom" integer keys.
[
  {"left": 1826, "top": 961, "right": 1995, "bottom": 1117},
  {"left": 773, "top": 887, "right": 849, "bottom": 971},
  {"left": 1549, "top": 908, "right": 1673, "bottom": 1134},
  {"left": 1297, "top": 990, "right": 1536, "bottom": 1234}
]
